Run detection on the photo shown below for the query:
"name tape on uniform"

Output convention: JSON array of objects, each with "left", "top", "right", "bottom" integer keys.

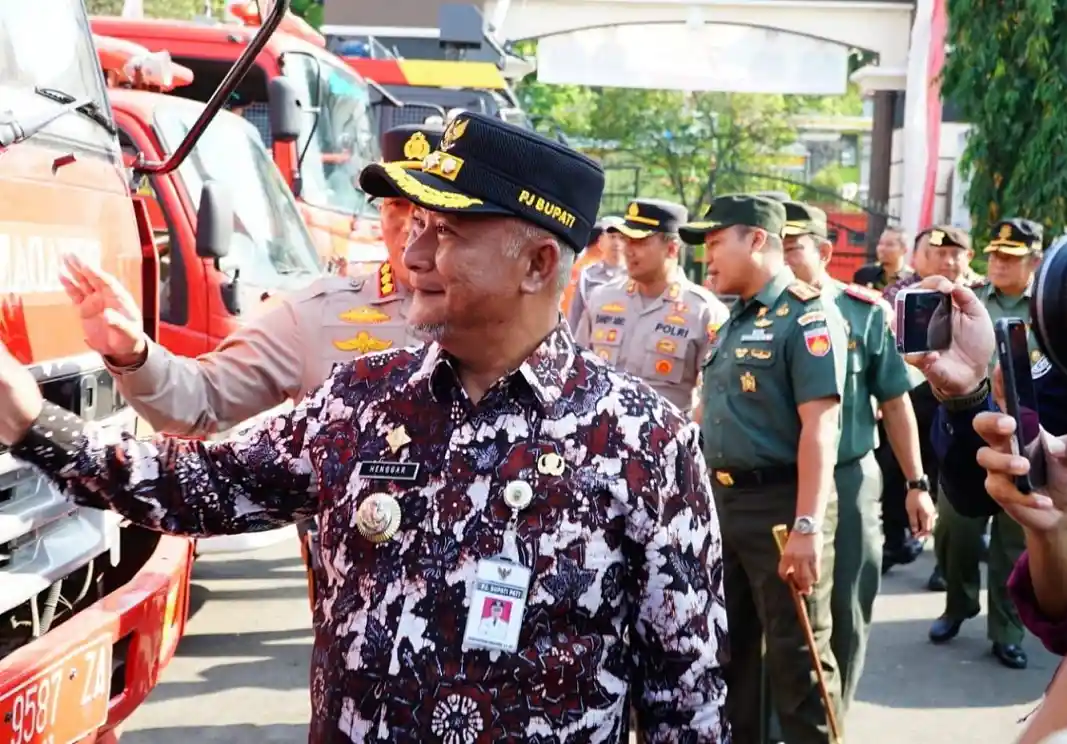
[{"left": 357, "top": 461, "right": 421, "bottom": 482}]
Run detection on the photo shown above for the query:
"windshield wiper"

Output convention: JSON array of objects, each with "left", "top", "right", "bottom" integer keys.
[{"left": 0, "top": 87, "right": 117, "bottom": 147}]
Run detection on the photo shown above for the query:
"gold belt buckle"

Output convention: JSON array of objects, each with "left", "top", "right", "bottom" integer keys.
[{"left": 715, "top": 471, "right": 734, "bottom": 487}]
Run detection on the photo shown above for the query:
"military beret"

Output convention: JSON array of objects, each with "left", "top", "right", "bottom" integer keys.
[
  {"left": 679, "top": 194, "right": 787, "bottom": 245},
  {"left": 358, "top": 112, "right": 605, "bottom": 251},
  {"left": 780, "top": 200, "right": 829, "bottom": 239},
  {"left": 918, "top": 225, "right": 971, "bottom": 251},
  {"left": 379, "top": 123, "right": 444, "bottom": 169},
  {"left": 984, "top": 218, "right": 1043, "bottom": 256},
  {"left": 608, "top": 198, "right": 689, "bottom": 240},
  {"left": 587, "top": 215, "right": 623, "bottom": 246}
]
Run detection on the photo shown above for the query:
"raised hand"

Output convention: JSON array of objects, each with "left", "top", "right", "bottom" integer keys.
[{"left": 59, "top": 254, "right": 146, "bottom": 365}]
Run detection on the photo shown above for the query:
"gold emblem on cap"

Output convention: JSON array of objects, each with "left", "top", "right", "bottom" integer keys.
[
  {"left": 929, "top": 229, "right": 945, "bottom": 246},
  {"left": 356, "top": 492, "right": 402, "bottom": 544},
  {"left": 441, "top": 117, "right": 469, "bottom": 151},
  {"left": 999, "top": 223, "right": 1013, "bottom": 240},
  {"left": 403, "top": 131, "right": 431, "bottom": 161},
  {"left": 627, "top": 202, "right": 639, "bottom": 218}
]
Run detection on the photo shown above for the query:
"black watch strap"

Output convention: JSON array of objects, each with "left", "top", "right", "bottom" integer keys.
[
  {"left": 936, "top": 378, "right": 992, "bottom": 412},
  {"left": 907, "top": 475, "right": 931, "bottom": 492}
]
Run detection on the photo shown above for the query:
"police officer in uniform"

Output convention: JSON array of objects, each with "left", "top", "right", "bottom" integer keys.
[
  {"left": 682, "top": 193, "right": 848, "bottom": 744},
  {"left": 853, "top": 226, "right": 915, "bottom": 290},
  {"left": 57, "top": 122, "right": 443, "bottom": 601},
  {"left": 781, "top": 200, "right": 935, "bottom": 712},
  {"left": 565, "top": 215, "right": 626, "bottom": 330},
  {"left": 928, "top": 218, "right": 1043, "bottom": 669},
  {"left": 574, "top": 198, "right": 728, "bottom": 415}
]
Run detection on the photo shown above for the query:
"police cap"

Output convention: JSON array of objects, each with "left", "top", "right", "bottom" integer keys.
[
  {"left": 587, "top": 215, "right": 624, "bottom": 247},
  {"left": 984, "top": 218, "right": 1043, "bottom": 256},
  {"left": 678, "top": 194, "right": 787, "bottom": 245},
  {"left": 918, "top": 225, "right": 971, "bottom": 251},
  {"left": 781, "top": 200, "right": 829, "bottom": 239},
  {"left": 608, "top": 198, "right": 689, "bottom": 240},
  {"left": 380, "top": 123, "right": 444, "bottom": 169},
  {"left": 358, "top": 112, "right": 605, "bottom": 251}
]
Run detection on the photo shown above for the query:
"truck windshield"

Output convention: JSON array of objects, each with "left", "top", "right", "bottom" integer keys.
[
  {"left": 282, "top": 51, "right": 377, "bottom": 219},
  {"left": 154, "top": 106, "right": 322, "bottom": 290},
  {"left": 0, "top": 0, "right": 116, "bottom": 152}
]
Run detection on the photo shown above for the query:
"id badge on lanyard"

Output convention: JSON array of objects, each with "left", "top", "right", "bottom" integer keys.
[{"left": 461, "top": 453, "right": 565, "bottom": 654}]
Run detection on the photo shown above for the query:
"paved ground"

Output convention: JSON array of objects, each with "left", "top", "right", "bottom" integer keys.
[{"left": 122, "top": 542, "right": 1058, "bottom": 743}]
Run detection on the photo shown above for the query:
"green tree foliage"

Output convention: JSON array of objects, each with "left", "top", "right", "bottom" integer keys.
[
  {"left": 290, "top": 0, "right": 323, "bottom": 29},
  {"left": 941, "top": 0, "right": 1067, "bottom": 241},
  {"left": 86, "top": 0, "right": 207, "bottom": 17}
]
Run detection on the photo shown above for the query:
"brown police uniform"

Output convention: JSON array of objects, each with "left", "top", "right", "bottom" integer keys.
[
  {"left": 576, "top": 274, "right": 727, "bottom": 413},
  {"left": 573, "top": 199, "right": 729, "bottom": 414},
  {"left": 106, "top": 122, "right": 444, "bottom": 434},
  {"left": 109, "top": 264, "right": 421, "bottom": 435}
]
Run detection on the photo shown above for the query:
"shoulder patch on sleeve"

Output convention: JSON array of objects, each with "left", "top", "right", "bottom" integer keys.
[
  {"left": 787, "top": 281, "right": 821, "bottom": 302},
  {"left": 844, "top": 283, "right": 882, "bottom": 305}
]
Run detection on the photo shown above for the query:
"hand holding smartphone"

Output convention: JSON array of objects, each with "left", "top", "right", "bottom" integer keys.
[
  {"left": 995, "top": 318, "right": 1047, "bottom": 494},
  {"left": 895, "top": 288, "right": 953, "bottom": 354}
]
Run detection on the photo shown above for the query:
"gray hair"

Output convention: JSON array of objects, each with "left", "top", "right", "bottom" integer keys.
[{"left": 503, "top": 221, "right": 574, "bottom": 293}]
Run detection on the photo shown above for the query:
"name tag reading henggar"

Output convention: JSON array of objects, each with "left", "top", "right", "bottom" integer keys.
[{"left": 356, "top": 461, "right": 421, "bottom": 482}]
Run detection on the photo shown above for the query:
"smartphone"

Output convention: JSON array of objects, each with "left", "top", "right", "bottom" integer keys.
[
  {"left": 995, "top": 318, "right": 1047, "bottom": 493},
  {"left": 894, "top": 288, "right": 952, "bottom": 354}
]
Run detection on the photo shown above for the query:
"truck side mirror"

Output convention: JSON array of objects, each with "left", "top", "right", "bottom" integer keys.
[
  {"left": 268, "top": 77, "right": 302, "bottom": 143},
  {"left": 195, "top": 181, "right": 233, "bottom": 262}
]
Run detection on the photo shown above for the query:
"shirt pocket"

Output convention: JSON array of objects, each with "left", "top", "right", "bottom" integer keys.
[
  {"left": 640, "top": 335, "right": 689, "bottom": 384},
  {"left": 732, "top": 347, "right": 775, "bottom": 394},
  {"left": 590, "top": 323, "right": 625, "bottom": 365}
]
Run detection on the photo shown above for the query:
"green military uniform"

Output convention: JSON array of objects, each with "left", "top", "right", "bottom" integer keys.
[
  {"left": 932, "top": 218, "right": 1042, "bottom": 669},
  {"left": 782, "top": 201, "right": 916, "bottom": 713},
  {"left": 682, "top": 195, "right": 849, "bottom": 744}
]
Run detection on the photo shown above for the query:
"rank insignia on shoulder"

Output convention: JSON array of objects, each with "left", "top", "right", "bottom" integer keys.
[
  {"left": 844, "top": 284, "right": 882, "bottom": 305},
  {"left": 339, "top": 306, "right": 390, "bottom": 324},
  {"left": 775, "top": 304, "right": 790, "bottom": 317},
  {"left": 378, "top": 263, "right": 396, "bottom": 298},
  {"left": 787, "top": 281, "right": 821, "bottom": 302},
  {"left": 797, "top": 311, "right": 826, "bottom": 326}
]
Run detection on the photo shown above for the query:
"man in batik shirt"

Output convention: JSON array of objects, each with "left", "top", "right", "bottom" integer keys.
[{"left": 0, "top": 113, "right": 729, "bottom": 743}]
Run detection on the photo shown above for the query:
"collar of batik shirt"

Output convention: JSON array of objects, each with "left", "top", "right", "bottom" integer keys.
[{"left": 412, "top": 318, "right": 578, "bottom": 411}]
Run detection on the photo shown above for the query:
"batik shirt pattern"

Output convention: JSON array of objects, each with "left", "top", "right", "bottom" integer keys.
[{"left": 14, "top": 324, "right": 729, "bottom": 744}]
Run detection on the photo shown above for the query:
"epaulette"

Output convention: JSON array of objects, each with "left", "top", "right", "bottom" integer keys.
[
  {"left": 844, "top": 283, "right": 883, "bottom": 305},
  {"left": 288, "top": 275, "right": 365, "bottom": 304},
  {"left": 786, "top": 281, "right": 821, "bottom": 302}
]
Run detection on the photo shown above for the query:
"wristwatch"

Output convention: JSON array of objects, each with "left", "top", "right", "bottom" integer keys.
[
  {"left": 935, "top": 378, "right": 991, "bottom": 412},
  {"left": 793, "top": 516, "right": 819, "bottom": 535},
  {"left": 906, "top": 475, "right": 931, "bottom": 492}
]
